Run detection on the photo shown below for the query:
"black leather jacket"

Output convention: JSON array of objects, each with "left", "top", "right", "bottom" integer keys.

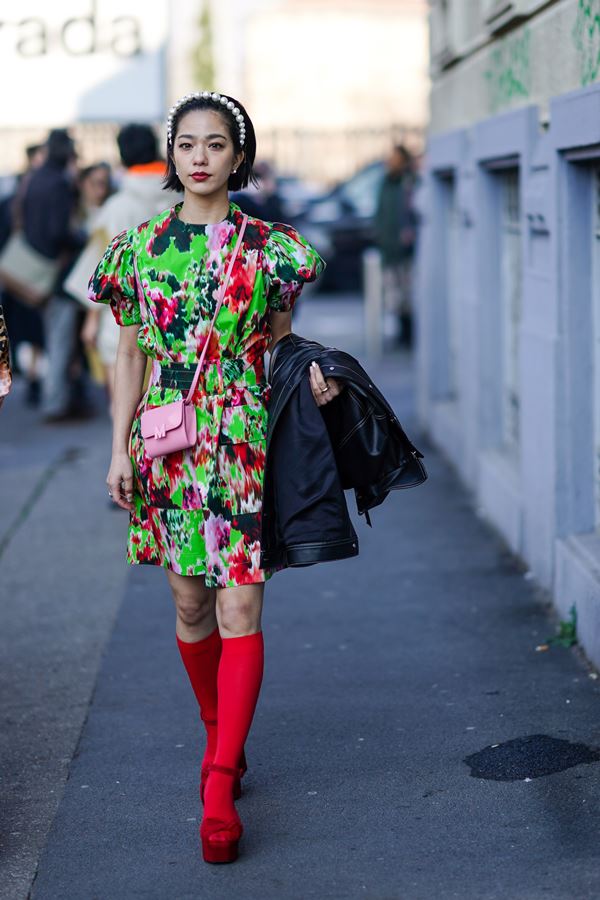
[{"left": 260, "top": 333, "right": 427, "bottom": 570}]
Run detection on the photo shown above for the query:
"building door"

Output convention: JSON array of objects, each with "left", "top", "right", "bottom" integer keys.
[
  {"left": 591, "top": 167, "right": 600, "bottom": 530},
  {"left": 499, "top": 168, "right": 522, "bottom": 458},
  {"left": 438, "top": 173, "right": 460, "bottom": 399},
  {"left": 447, "top": 177, "right": 461, "bottom": 400}
]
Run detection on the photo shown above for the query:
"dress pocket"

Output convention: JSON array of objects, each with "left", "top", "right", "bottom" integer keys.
[{"left": 216, "top": 401, "right": 267, "bottom": 515}]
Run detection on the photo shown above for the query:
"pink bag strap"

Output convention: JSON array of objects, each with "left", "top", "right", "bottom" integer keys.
[
  {"left": 184, "top": 212, "right": 248, "bottom": 403},
  {"left": 132, "top": 212, "right": 248, "bottom": 405}
]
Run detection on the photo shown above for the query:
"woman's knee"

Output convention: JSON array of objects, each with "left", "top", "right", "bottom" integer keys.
[
  {"left": 167, "top": 574, "right": 216, "bottom": 627},
  {"left": 176, "top": 599, "right": 215, "bottom": 628},
  {"left": 217, "top": 586, "right": 264, "bottom": 636}
]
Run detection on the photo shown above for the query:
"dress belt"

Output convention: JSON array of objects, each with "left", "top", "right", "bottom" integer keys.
[
  {"left": 153, "top": 354, "right": 264, "bottom": 394},
  {"left": 156, "top": 361, "right": 214, "bottom": 391}
]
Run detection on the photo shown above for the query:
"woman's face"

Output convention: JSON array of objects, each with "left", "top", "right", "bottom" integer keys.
[
  {"left": 82, "top": 167, "right": 110, "bottom": 207},
  {"left": 172, "top": 108, "right": 244, "bottom": 197}
]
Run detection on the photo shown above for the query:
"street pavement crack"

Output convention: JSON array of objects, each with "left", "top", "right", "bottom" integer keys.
[{"left": 0, "top": 447, "right": 84, "bottom": 561}]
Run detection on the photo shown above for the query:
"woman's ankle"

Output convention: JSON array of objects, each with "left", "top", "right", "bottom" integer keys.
[{"left": 204, "top": 769, "right": 239, "bottom": 821}]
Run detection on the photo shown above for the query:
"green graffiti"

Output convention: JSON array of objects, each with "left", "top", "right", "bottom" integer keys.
[
  {"left": 484, "top": 29, "right": 531, "bottom": 113},
  {"left": 573, "top": 0, "right": 600, "bottom": 85}
]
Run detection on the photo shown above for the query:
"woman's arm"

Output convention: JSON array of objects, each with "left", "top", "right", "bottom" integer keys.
[
  {"left": 107, "top": 324, "right": 147, "bottom": 510},
  {"left": 267, "top": 308, "right": 342, "bottom": 407},
  {"left": 267, "top": 309, "right": 292, "bottom": 353}
]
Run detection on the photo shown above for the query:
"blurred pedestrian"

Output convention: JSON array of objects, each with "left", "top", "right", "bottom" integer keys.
[
  {"left": 48, "top": 161, "right": 114, "bottom": 419},
  {"left": 0, "top": 143, "right": 46, "bottom": 405},
  {"left": 231, "top": 160, "right": 286, "bottom": 221},
  {"left": 66, "top": 124, "right": 168, "bottom": 418},
  {"left": 19, "top": 129, "right": 90, "bottom": 422},
  {"left": 88, "top": 90, "right": 328, "bottom": 865},
  {"left": 0, "top": 303, "right": 11, "bottom": 409},
  {"left": 374, "top": 144, "right": 418, "bottom": 348},
  {"left": 78, "top": 163, "right": 112, "bottom": 224}
]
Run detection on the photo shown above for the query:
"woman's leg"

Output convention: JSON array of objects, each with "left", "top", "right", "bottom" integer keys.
[
  {"left": 203, "top": 583, "right": 265, "bottom": 828},
  {"left": 168, "top": 570, "right": 217, "bottom": 641},
  {"left": 41, "top": 296, "right": 78, "bottom": 418},
  {"left": 167, "top": 572, "right": 220, "bottom": 765}
]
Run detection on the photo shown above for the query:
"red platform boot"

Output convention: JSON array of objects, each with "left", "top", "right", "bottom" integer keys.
[
  {"left": 200, "top": 763, "right": 244, "bottom": 864},
  {"left": 200, "top": 630, "right": 264, "bottom": 863}
]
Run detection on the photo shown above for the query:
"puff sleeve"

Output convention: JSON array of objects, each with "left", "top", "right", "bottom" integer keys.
[
  {"left": 262, "top": 223, "right": 326, "bottom": 313},
  {"left": 87, "top": 229, "right": 141, "bottom": 326}
]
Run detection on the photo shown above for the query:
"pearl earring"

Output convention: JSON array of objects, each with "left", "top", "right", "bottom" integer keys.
[{"left": 232, "top": 168, "right": 237, "bottom": 174}]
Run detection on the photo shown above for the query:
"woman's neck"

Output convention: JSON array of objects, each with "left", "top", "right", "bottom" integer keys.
[{"left": 177, "top": 190, "right": 230, "bottom": 225}]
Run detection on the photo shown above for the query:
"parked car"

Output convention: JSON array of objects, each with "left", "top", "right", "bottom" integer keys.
[
  {"left": 275, "top": 174, "right": 321, "bottom": 220},
  {"left": 232, "top": 172, "right": 320, "bottom": 223},
  {"left": 294, "top": 161, "right": 385, "bottom": 292}
]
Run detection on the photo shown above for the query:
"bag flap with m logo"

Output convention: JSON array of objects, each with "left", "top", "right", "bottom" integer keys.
[{"left": 140, "top": 400, "right": 185, "bottom": 440}]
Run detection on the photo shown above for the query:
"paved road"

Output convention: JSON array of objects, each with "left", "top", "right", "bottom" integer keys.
[{"left": 2, "top": 295, "right": 600, "bottom": 900}]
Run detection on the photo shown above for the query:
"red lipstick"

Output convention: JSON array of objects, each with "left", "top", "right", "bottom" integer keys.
[{"left": 191, "top": 173, "right": 211, "bottom": 182}]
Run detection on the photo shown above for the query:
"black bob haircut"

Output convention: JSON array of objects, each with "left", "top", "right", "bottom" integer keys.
[
  {"left": 163, "top": 94, "right": 258, "bottom": 193},
  {"left": 118, "top": 124, "right": 159, "bottom": 168}
]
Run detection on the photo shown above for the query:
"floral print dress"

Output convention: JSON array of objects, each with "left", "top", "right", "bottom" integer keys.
[
  {"left": 88, "top": 200, "right": 325, "bottom": 587},
  {"left": 0, "top": 304, "right": 11, "bottom": 402}
]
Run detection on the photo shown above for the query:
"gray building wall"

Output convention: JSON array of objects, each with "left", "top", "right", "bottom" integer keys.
[
  {"left": 429, "top": 0, "right": 599, "bottom": 132},
  {"left": 417, "top": 0, "right": 600, "bottom": 668}
]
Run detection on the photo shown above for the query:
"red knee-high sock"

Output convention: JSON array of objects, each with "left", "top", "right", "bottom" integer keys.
[
  {"left": 204, "top": 631, "right": 264, "bottom": 823},
  {"left": 176, "top": 627, "right": 222, "bottom": 766}
]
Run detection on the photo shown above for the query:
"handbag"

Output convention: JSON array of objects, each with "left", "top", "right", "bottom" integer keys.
[
  {"left": 138, "top": 213, "right": 248, "bottom": 459},
  {"left": 0, "top": 176, "right": 60, "bottom": 307},
  {"left": 0, "top": 232, "right": 60, "bottom": 307}
]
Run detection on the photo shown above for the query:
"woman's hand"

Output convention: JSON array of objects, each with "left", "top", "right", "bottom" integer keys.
[
  {"left": 107, "top": 324, "right": 146, "bottom": 510},
  {"left": 107, "top": 452, "right": 135, "bottom": 511},
  {"left": 309, "top": 360, "right": 343, "bottom": 407}
]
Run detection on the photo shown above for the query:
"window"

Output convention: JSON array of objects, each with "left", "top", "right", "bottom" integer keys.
[
  {"left": 483, "top": 0, "right": 548, "bottom": 33},
  {"left": 430, "top": 0, "right": 485, "bottom": 67},
  {"left": 430, "top": 0, "right": 457, "bottom": 68}
]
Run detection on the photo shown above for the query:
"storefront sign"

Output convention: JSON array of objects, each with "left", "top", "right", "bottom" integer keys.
[{"left": 0, "top": 0, "right": 167, "bottom": 125}]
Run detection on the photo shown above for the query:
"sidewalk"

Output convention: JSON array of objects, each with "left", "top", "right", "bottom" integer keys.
[{"left": 2, "top": 294, "right": 600, "bottom": 899}]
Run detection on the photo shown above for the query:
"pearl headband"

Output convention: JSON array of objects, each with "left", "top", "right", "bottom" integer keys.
[{"left": 167, "top": 91, "right": 246, "bottom": 147}]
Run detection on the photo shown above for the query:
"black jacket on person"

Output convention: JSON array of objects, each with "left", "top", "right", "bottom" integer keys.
[
  {"left": 21, "top": 161, "right": 78, "bottom": 260},
  {"left": 21, "top": 161, "right": 85, "bottom": 296},
  {"left": 259, "top": 332, "right": 428, "bottom": 570}
]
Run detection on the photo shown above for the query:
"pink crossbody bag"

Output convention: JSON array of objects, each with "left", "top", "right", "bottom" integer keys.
[{"left": 137, "top": 213, "right": 248, "bottom": 459}]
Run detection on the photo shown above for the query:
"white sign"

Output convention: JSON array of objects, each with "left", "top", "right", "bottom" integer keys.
[{"left": 0, "top": 0, "right": 168, "bottom": 125}]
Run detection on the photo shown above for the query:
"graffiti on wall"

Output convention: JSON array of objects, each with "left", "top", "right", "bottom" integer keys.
[
  {"left": 484, "top": 29, "right": 531, "bottom": 113},
  {"left": 573, "top": 0, "right": 600, "bottom": 85}
]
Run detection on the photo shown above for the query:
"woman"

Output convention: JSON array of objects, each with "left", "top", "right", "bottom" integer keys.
[
  {"left": 374, "top": 144, "right": 418, "bottom": 348},
  {"left": 0, "top": 147, "right": 47, "bottom": 407},
  {"left": 0, "top": 303, "right": 11, "bottom": 408},
  {"left": 40, "top": 163, "right": 112, "bottom": 422},
  {"left": 67, "top": 125, "right": 167, "bottom": 419},
  {"left": 78, "top": 163, "right": 112, "bottom": 221},
  {"left": 88, "top": 92, "right": 340, "bottom": 864}
]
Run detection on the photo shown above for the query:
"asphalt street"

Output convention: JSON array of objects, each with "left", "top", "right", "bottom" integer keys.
[{"left": 2, "top": 294, "right": 600, "bottom": 900}]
